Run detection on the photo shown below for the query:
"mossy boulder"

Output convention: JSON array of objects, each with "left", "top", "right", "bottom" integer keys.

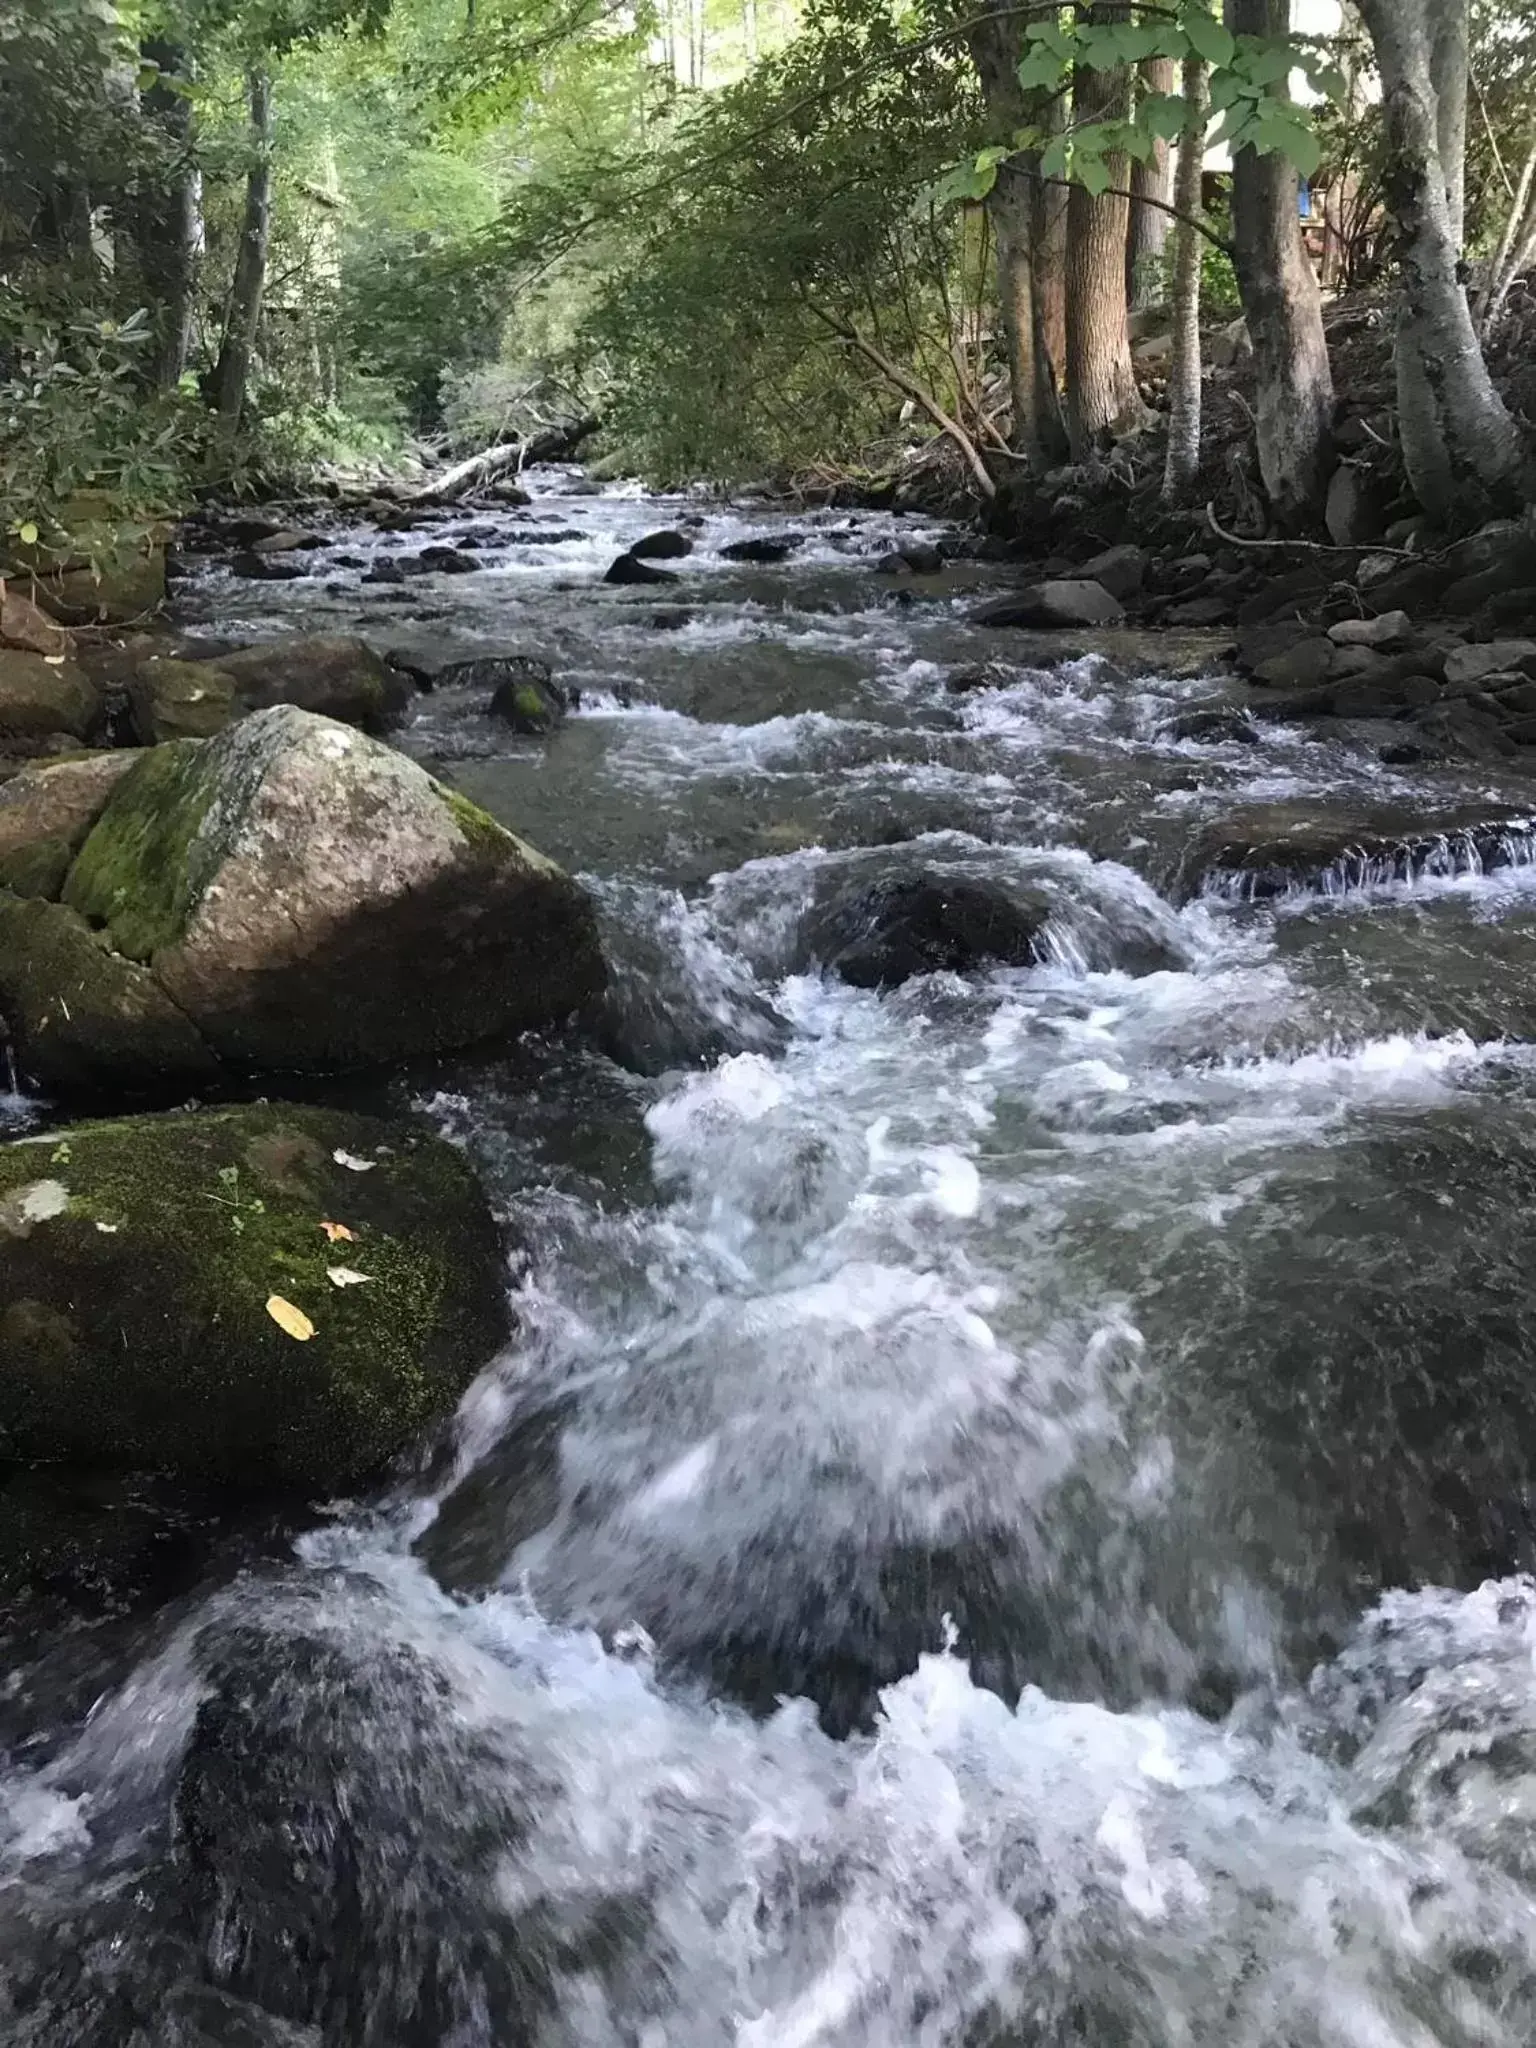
[
  {"left": 31, "top": 545, "right": 167, "bottom": 626},
  {"left": 63, "top": 705, "right": 605, "bottom": 1070},
  {"left": 0, "top": 895, "right": 221, "bottom": 1096},
  {"left": 128, "top": 657, "right": 238, "bottom": 744},
  {"left": 210, "top": 634, "right": 414, "bottom": 731},
  {"left": 0, "top": 1104, "right": 510, "bottom": 1490},
  {"left": 0, "top": 649, "right": 102, "bottom": 739}
]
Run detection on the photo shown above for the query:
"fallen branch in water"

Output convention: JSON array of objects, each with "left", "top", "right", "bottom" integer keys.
[{"left": 410, "top": 418, "right": 599, "bottom": 504}]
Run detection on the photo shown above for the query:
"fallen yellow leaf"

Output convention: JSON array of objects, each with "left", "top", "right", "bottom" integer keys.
[
  {"left": 327, "top": 1265, "right": 374, "bottom": 1288},
  {"left": 319, "top": 1220, "right": 357, "bottom": 1243},
  {"left": 266, "top": 1294, "right": 315, "bottom": 1341}
]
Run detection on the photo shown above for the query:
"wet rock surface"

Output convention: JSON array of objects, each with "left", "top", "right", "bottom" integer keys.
[{"left": 0, "top": 1104, "right": 509, "bottom": 1489}]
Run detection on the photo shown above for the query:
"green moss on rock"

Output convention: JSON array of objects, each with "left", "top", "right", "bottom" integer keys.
[
  {"left": 0, "top": 1104, "right": 510, "bottom": 1491},
  {"left": 62, "top": 739, "right": 217, "bottom": 960}
]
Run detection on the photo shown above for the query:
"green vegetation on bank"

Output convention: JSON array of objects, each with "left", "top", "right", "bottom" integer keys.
[{"left": 7, "top": 0, "right": 1536, "bottom": 559}]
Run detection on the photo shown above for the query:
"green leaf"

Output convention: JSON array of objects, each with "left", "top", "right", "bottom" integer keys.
[
  {"left": 1077, "top": 156, "right": 1113, "bottom": 197},
  {"left": 1242, "top": 44, "right": 1295, "bottom": 88},
  {"left": 1041, "top": 134, "right": 1071, "bottom": 182},
  {"left": 1139, "top": 92, "right": 1190, "bottom": 143},
  {"left": 1017, "top": 46, "right": 1066, "bottom": 92},
  {"left": 1250, "top": 108, "right": 1321, "bottom": 177},
  {"left": 1184, "top": 12, "right": 1235, "bottom": 68},
  {"left": 1114, "top": 23, "right": 1159, "bottom": 64}
]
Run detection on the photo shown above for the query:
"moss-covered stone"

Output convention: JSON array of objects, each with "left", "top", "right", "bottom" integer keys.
[
  {"left": 128, "top": 657, "right": 237, "bottom": 744},
  {"left": 62, "top": 739, "right": 220, "bottom": 961},
  {"left": 64, "top": 708, "right": 605, "bottom": 1070},
  {"left": 0, "top": 894, "right": 221, "bottom": 1096},
  {"left": 30, "top": 545, "right": 167, "bottom": 627},
  {"left": 211, "top": 635, "right": 413, "bottom": 731},
  {"left": 0, "top": 836, "right": 73, "bottom": 899},
  {"left": 0, "top": 1104, "right": 510, "bottom": 1491},
  {"left": 0, "top": 650, "right": 101, "bottom": 739}
]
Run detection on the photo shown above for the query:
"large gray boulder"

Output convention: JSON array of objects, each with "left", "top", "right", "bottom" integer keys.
[{"left": 59, "top": 706, "right": 605, "bottom": 1071}]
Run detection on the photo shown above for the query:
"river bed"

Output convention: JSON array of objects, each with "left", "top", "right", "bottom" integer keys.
[{"left": 7, "top": 475, "right": 1536, "bottom": 2044}]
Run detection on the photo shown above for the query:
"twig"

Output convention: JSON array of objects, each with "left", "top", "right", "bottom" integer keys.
[{"left": 1203, "top": 501, "right": 1438, "bottom": 560}]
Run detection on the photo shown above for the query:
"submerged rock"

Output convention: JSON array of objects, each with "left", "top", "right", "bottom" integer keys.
[
  {"left": 805, "top": 874, "right": 1053, "bottom": 988},
  {"left": 719, "top": 534, "right": 804, "bottom": 563},
  {"left": 229, "top": 552, "right": 308, "bottom": 582},
  {"left": 630, "top": 529, "right": 693, "bottom": 560},
  {"left": 1172, "top": 799, "right": 1536, "bottom": 901},
  {"left": 604, "top": 552, "right": 678, "bottom": 585},
  {"left": 975, "top": 580, "right": 1126, "bottom": 629},
  {"left": 0, "top": 1104, "right": 508, "bottom": 1489},
  {"left": 61, "top": 706, "right": 605, "bottom": 1070},
  {"left": 435, "top": 654, "right": 571, "bottom": 733}
]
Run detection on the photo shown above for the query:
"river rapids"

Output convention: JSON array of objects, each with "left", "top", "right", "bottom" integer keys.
[{"left": 7, "top": 477, "right": 1536, "bottom": 2046}]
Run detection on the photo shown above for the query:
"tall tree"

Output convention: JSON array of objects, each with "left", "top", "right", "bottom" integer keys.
[
  {"left": 1065, "top": 0, "right": 1146, "bottom": 454},
  {"left": 1127, "top": 53, "right": 1177, "bottom": 308},
  {"left": 210, "top": 66, "right": 274, "bottom": 427},
  {"left": 1356, "top": 0, "right": 1524, "bottom": 521},
  {"left": 138, "top": 38, "right": 204, "bottom": 389},
  {"left": 1225, "top": 0, "right": 1334, "bottom": 524},
  {"left": 1163, "top": 40, "right": 1210, "bottom": 499},
  {"left": 964, "top": 0, "right": 1049, "bottom": 456}
]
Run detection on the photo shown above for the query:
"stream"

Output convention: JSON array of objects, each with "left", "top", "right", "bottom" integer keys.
[{"left": 10, "top": 474, "right": 1536, "bottom": 2044}]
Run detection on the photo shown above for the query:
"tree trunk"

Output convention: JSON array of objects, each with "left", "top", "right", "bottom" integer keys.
[
  {"left": 964, "top": 1, "right": 1044, "bottom": 456},
  {"left": 1356, "top": 0, "right": 1523, "bottom": 522},
  {"left": 1432, "top": 0, "right": 1467, "bottom": 250},
  {"left": 742, "top": 0, "right": 757, "bottom": 61},
  {"left": 1128, "top": 55, "right": 1177, "bottom": 309},
  {"left": 1225, "top": 0, "right": 1334, "bottom": 525},
  {"left": 1163, "top": 50, "right": 1211, "bottom": 501},
  {"left": 1065, "top": 2, "right": 1146, "bottom": 455},
  {"left": 210, "top": 68, "right": 273, "bottom": 430},
  {"left": 1034, "top": 159, "right": 1070, "bottom": 450},
  {"left": 138, "top": 39, "right": 203, "bottom": 390}
]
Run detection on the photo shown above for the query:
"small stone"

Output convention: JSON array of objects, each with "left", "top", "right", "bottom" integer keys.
[
  {"left": 1081, "top": 544, "right": 1147, "bottom": 602},
  {"left": 1253, "top": 638, "right": 1335, "bottom": 691},
  {"left": 975, "top": 580, "right": 1125, "bottom": 629},
  {"left": 1444, "top": 640, "right": 1536, "bottom": 688},
  {"left": 1328, "top": 611, "right": 1412, "bottom": 649}
]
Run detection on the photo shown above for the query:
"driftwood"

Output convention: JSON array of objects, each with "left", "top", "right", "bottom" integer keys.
[{"left": 410, "top": 418, "right": 599, "bottom": 504}]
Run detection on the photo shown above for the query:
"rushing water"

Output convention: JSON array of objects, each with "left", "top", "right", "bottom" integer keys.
[{"left": 12, "top": 477, "right": 1536, "bottom": 2044}]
